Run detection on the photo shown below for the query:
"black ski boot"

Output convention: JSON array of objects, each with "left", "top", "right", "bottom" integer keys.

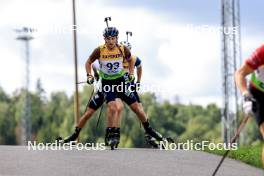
[
  {"left": 105, "top": 127, "right": 119, "bottom": 150},
  {"left": 114, "top": 127, "right": 120, "bottom": 148},
  {"left": 56, "top": 127, "right": 81, "bottom": 144},
  {"left": 142, "top": 121, "right": 173, "bottom": 148},
  {"left": 105, "top": 127, "right": 112, "bottom": 146}
]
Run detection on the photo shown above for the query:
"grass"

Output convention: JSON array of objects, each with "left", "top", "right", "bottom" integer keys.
[{"left": 205, "top": 145, "right": 263, "bottom": 169}]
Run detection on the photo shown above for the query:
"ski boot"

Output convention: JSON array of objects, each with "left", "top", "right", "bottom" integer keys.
[
  {"left": 144, "top": 130, "right": 175, "bottom": 149},
  {"left": 113, "top": 128, "right": 120, "bottom": 149},
  {"left": 56, "top": 127, "right": 81, "bottom": 144},
  {"left": 144, "top": 133, "right": 159, "bottom": 148},
  {"left": 105, "top": 127, "right": 111, "bottom": 146},
  {"left": 144, "top": 128, "right": 164, "bottom": 148},
  {"left": 143, "top": 121, "right": 174, "bottom": 148},
  {"left": 105, "top": 127, "right": 119, "bottom": 150}
]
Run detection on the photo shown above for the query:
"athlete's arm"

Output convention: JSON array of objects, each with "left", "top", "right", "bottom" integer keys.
[
  {"left": 137, "top": 65, "right": 142, "bottom": 82},
  {"left": 135, "top": 57, "right": 142, "bottom": 82},
  {"left": 92, "top": 61, "right": 100, "bottom": 81},
  {"left": 124, "top": 46, "right": 134, "bottom": 75},
  {"left": 85, "top": 47, "right": 100, "bottom": 75},
  {"left": 235, "top": 63, "right": 254, "bottom": 94},
  {"left": 236, "top": 45, "right": 264, "bottom": 94}
]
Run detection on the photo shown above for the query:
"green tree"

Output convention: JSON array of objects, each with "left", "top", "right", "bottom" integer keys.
[{"left": 0, "top": 87, "right": 16, "bottom": 144}]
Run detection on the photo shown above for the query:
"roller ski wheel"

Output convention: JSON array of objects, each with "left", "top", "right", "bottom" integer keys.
[
  {"left": 56, "top": 136, "right": 63, "bottom": 144},
  {"left": 165, "top": 137, "right": 175, "bottom": 143},
  {"left": 108, "top": 138, "right": 119, "bottom": 150},
  {"left": 145, "top": 134, "right": 159, "bottom": 148},
  {"left": 145, "top": 133, "right": 175, "bottom": 149},
  {"left": 55, "top": 136, "right": 77, "bottom": 145}
]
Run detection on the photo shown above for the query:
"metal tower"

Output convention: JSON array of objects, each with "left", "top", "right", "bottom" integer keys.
[
  {"left": 221, "top": 0, "right": 242, "bottom": 144},
  {"left": 15, "top": 27, "right": 35, "bottom": 145}
]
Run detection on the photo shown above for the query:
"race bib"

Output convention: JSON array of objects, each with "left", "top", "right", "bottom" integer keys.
[{"left": 99, "top": 60, "right": 123, "bottom": 75}]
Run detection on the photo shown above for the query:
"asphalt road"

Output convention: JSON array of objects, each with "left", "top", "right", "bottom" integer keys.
[{"left": 0, "top": 146, "right": 263, "bottom": 176}]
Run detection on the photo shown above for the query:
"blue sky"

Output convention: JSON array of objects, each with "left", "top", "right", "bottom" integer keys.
[{"left": 0, "top": 0, "right": 263, "bottom": 106}]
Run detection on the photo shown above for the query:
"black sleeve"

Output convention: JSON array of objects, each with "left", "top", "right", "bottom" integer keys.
[{"left": 135, "top": 57, "right": 142, "bottom": 67}]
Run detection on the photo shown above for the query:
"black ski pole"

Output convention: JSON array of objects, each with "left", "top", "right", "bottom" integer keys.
[
  {"left": 104, "top": 17, "right": 111, "bottom": 27},
  {"left": 126, "top": 31, "right": 132, "bottom": 42},
  {"left": 212, "top": 115, "right": 250, "bottom": 176}
]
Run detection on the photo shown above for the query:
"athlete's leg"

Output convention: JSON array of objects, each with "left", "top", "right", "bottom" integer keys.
[
  {"left": 61, "top": 91, "right": 104, "bottom": 143},
  {"left": 102, "top": 77, "right": 125, "bottom": 146},
  {"left": 61, "top": 108, "right": 97, "bottom": 143},
  {"left": 114, "top": 98, "right": 124, "bottom": 127},
  {"left": 112, "top": 77, "right": 163, "bottom": 146},
  {"left": 104, "top": 100, "right": 120, "bottom": 146},
  {"left": 78, "top": 108, "right": 95, "bottom": 128},
  {"left": 78, "top": 91, "right": 104, "bottom": 128},
  {"left": 106, "top": 100, "right": 118, "bottom": 127},
  {"left": 106, "top": 98, "right": 123, "bottom": 147},
  {"left": 104, "top": 93, "right": 119, "bottom": 145},
  {"left": 129, "top": 101, "right": 148, "bottom": 122},
  {"left": 119, "top": 90, "right": 152, "bottom": 124}
]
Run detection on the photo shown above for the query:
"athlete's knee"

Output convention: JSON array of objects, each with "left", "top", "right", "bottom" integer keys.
[
  {"left": 108, "top": 101, "right": 118, "bottom": 114},
  {"left": 130, "top": 102, "right": 141, "bottom": 113},
  {"left": 116, "top": 101, "right": 124, "bottom": 113}
]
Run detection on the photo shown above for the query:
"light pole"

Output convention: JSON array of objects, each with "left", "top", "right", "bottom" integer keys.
[{"left": 15, "top": 27, "right": 35, "bottom": 145}]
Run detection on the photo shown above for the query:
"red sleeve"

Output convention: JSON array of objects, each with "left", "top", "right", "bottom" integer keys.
[{"left": 245, "top": 44, "right": 264, "bottom": 70}]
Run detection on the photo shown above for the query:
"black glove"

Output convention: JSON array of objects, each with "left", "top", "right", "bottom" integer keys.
[{"left": 87, "top": 74, "right": 94, "bottom": 85}]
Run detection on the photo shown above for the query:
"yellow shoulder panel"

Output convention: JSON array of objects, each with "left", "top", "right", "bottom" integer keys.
[{"left": 99, "top": 44, "right": 106, "bottom": 50}]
